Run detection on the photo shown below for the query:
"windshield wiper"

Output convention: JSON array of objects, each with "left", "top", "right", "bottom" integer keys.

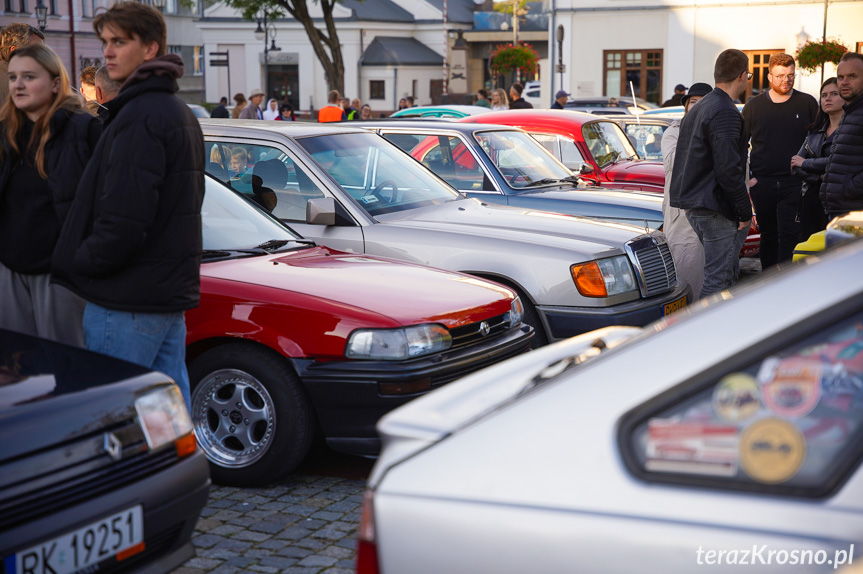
[
  {"left": 523, "top": 178, "right": 564, "bottom": 188},
  {"left": 253, "top": 239, "right": 315, "bottom": 252},
  {"left": 523, "top": 176, "right": 581, "bottom": 188}
]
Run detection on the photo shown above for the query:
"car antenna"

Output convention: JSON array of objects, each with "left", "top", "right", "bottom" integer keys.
[{"left": 629, "top": 80, "right": 645, "bottom": 159}]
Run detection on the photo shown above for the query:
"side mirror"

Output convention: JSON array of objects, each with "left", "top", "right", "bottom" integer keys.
[
  {"left": 579, "top": 164, "right": 594, "bottom": 174},
  {"left": 307, "top": 197, "right": 336, "bottom": 226}
]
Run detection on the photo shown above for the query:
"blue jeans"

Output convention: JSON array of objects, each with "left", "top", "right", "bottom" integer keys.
[
  {"left": 83, "top": 303, "right": 191, "bottom": 409},
  {"left": 686, "top": 208, "right": 750, "bottom": 297}
]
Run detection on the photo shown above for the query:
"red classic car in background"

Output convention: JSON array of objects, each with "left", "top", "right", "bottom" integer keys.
[
  {"left": 186, "top": 176, "right": 533, "bottom": 486},
  {"left": 458, "top": 110, "right": 759, "bottom": 258}
]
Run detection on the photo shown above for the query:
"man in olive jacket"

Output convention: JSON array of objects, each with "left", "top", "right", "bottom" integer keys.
[
  {"left": 53, "top": 2, "right": 204, "bottom": 408},
  {"left": 821, "top": 52, "right": 863, "bottom": 219}
]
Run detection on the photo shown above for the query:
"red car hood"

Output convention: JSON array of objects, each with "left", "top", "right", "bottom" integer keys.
[
  {"left": 602, "top": 160, "right": 666, "bottom": 191},
  {"left": 201, "top": 246, "right": 514, "bottom": 328}
]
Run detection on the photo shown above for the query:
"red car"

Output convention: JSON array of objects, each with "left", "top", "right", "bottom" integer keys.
[
  {"left": 185, "top": 176, "right": 533, "bottom": 486},
  {"left": 459, "top": 110, "right": 759, "bottom": 257}
]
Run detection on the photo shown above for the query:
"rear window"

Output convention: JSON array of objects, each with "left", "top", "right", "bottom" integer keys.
[{"left": 623, "top": 312, "right": 863, "bottom": 497}]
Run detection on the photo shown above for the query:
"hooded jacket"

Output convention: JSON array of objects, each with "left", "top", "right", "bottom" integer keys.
[
  {"left": 52, "top": 54, "right": 204, "bottom": 312},
  {"left": 819, "top": 93, "right": 863, "bottom": 216}
]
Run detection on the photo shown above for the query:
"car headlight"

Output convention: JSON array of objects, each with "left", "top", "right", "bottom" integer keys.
[
  {"left": 135, "top": 385, "right": 195, "bottom": 454},
  {"left": 571, "top": 256, "right": 638, "bottom": 297},
  {"left": 505, "top": 297, "right": 524, "bottom": 328},
  {"left": 346, "top": 324, "right": 452, "bottom": 360}
]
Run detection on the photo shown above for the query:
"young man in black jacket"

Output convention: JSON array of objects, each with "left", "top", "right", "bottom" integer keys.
[
  {"left": 821, "top": 52, "right": 863, "bottom": 219},
  {"left": 669, "top": 49, "right": 753, "bottom": 297},
  {"left": 743, "top": 53, "right": 818, "bottom": 269},
  {"left": 53, "top": 1, "right": 204, "bottom": 409}
]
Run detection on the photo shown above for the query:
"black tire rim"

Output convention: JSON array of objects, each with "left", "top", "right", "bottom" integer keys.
[{"left": 191, "top": 368, "right": 276, "bottom": 468}]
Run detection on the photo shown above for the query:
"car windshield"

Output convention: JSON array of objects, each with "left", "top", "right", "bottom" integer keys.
[
  {"left": 582, "top": 121, "right": 639, "bottom": 167},
  {"left": 473, "top": 130, "right": 573, "bottom": 189},
  {"left": 202, "top": 176, "right": 305, "bottom": 253},
  {"left": 297, "top": 132, "right": 461, "bottom": 216}
]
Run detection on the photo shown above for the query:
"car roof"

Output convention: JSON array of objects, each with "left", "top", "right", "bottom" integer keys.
[
  {"left": 391, "top": 105, "right": 492, "bottom": 118},
  {"left": 199, "top": 118, "right": 369, "bottom": 139},
  {"left": 354, "top": 119, "right": 526, "bottom": 135}
]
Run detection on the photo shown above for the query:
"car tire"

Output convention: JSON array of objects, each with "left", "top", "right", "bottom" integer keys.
[{"left": 189, "top": 342, "right": 315, "bottom": 487}]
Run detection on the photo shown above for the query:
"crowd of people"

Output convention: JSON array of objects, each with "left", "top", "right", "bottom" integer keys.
[
  {"left": 0, "top": 5, "right": 203, "bottom": 406},
  {"left": 665, "top": 49, "right": 863, "bottom": 300}
]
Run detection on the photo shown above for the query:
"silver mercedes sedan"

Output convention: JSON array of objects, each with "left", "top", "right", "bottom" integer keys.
[
  {"left": 359, "top": 237, "right": 863, "bottom": 573},
  {"left": 200, "top": 120, "right": 688, "bottom": 347}
]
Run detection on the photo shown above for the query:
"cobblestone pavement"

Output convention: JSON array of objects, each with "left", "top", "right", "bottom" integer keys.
[{"left": 174, "top": 447, "right": 374, "bottom": 574}]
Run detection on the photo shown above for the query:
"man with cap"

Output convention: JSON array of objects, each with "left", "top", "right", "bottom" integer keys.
[
  {"left": 661, "top": 82, "right": 712, "bottom": 299},
  {"left": 239, "top": 88, "right": 265, "bottom": 119},
  {"left": 551, "top": 90, "right": 569, "bottom": 110},
  {"left": 661, "top": 84, "right": 688, "bottom": 108}
]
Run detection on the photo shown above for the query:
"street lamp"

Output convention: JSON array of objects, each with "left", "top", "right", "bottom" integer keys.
[
  {"left": 34, "top": 0, "right": 48, "bottom": 31},
  {"left": 255, "top": 12, "right": 280, "bottom": 101},
  {"left": 152, "top": 0, "right": 166, "bottom": 12},
  {"left": 556, "top": 24, "right": 565, "bottom": 97}
]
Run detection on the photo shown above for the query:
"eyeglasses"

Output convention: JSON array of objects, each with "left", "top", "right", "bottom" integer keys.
[
  {"left": 771, "top": 74, "right": 796, "bottom": 81},
  {"left": 745, "top": 71, "right": 753, "bottom": 80}
]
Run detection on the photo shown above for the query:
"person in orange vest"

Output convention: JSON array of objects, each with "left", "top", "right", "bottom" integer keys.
[{"left": 318, "top": 90, "right": 346, "bottom": 122}]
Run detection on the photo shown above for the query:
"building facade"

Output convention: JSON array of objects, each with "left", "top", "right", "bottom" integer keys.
[{"left": 552, "top": 0, "right": 863, "bottom": 106}]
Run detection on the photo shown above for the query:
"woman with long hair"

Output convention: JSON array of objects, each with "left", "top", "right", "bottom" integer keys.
[
  {"left": 231, "top": 92, "right": 247, "bottom": 119},
  {"left": 0, "top": 43, "right": 101, "bottom": 345},
  {"left": 791, "top": 77, "right": 843, "bottom": 240},
  {"left": 491, "top": 88, "right": 509, "bottom": 111}
]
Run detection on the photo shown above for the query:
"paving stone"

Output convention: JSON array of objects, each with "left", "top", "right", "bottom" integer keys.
[
  {"left": 258, "top": 539, "right": 289, "bottom": 550},
  {"left": 248, "top": 566, "right": 279, "bottom": 573},
  {"left": 251, "top": 520, "right": 286, "bottom": 534},
  {"left": 276, "top": 546, "right": 314, "bottom": 559},
  {"left": 335, "top": 560, "right": 355, "bottom": 569},
  {"left": 294, "top": 537, "right": 328, "bottom": 551},
  {"left": 321, "top": 568, "right": 353, "bottom": 574},
  {"left": 184, "top": 557, "right": 223, "bottom": 569},
  {"left": 299, "top": 555, "right": 338, "bottom": 567},
  {"left": 281, "top": 568, "right": 323, "bottom": 574},
  {"left": 300, "top": 519, "right": 327, "bottom": 530},
  {"left": 234, "top": 530, "right": 272, "bottom": 542},
  {"left": 322, "top": 501, "right": 357, "bottom": 513},
  {"left": 320, "top": 546, "right": 353, "bottom": 559},
  {"left": 194, "top": 518, "right": 223, "bottom": 532},
  {"left": 311, "top": 528, "right": 347, "bottom": 541},
  {"left": 310, "top": 511, "right": 342, "bottom": 521},
  {"left": 227, "top": 515, "right": 257, "bottom": 527},
  {"left": 209, "top": 524, "right": 246, "bottom": 536},
  {"left": 191, "top": 534, "right": 225, "bottom": 548},
  {"left": 275, "top": 526, "right": 312, "bottom": 540},
  {"left": 258, "top": 556, "right": 300, "bottom": 569}
]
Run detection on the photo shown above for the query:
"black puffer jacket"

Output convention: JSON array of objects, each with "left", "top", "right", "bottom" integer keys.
[
  {"left": 669, "top": 87, "right": 751, "bottom": 222},
  {"left": 52, "top": 54, "right": 204, "bottom": 312},
  {"left": 820, "top": 93, "right": 863, "bottom": 215},
  {"left": 0, "top": 106, "right": 101, "bottom": 224},
  {"left": 792, "top": 126, "right": 831, "bottom": 196}
]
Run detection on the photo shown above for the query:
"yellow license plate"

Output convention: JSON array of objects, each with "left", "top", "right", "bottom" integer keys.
[{"left": 663, "top": 296, "right": 688, "bottom": 316}]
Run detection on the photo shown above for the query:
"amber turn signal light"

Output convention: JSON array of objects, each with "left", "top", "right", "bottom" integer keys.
[{"left": 571, "top": 262, "right": 608, "bottom": 298}]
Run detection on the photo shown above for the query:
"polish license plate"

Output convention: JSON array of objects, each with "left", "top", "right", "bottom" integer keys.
[
  {"left": 663, "top": 295, "right": 688, "bottom": 316},
  {"left": 7, "top": 506, "right": 144, "bottom": 574}
]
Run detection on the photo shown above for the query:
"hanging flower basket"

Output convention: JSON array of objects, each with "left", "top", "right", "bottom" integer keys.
[
  {"left": 490, "top": 43, "right": 539, "bottom": 77},
  {"left": 796, "top": 39, "right": 849, "bottom": 74}
]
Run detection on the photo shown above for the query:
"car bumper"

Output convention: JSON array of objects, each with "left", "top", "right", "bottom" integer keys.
[
  {"left": 538, "top": 283, "right": 691, "bottom": 341},
  {"left": 290, "top": 325, "right": 534, "bottom": 456},
  {"left": 0, "top": 451, "right": 210, "bottom": 574}
]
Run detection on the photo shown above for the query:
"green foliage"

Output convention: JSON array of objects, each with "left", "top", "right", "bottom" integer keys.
[
  {"left": 796, "top": 38, "right": 849, "bottom": 74},
  {"left": 490, "top": 43, "right": 539, "bottom": 76},
  {"left": 492, "top": 0, "right": 528, "bottom": 16}
]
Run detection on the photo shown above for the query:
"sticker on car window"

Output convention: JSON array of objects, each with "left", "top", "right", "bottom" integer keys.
[
  {"left": 645, "top": 420, "right": 739, "bottom": 477},
  {"left": 739, "top": 418, "right": 806, "bottom": 484},
  {"left": 360, "top": 195, "right": 379, "bottom": 204},
  {"left": 712, "top": 373, "right": 760, "bottom": 423},
  {"left": 757, "top": 357, "right": 822, "bottom": 418}
]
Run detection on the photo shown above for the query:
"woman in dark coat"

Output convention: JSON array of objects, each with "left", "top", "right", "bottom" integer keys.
[
  {"left": 791, "top": 77, "right": 843, "bottom": 240},
  {"left": 0, "top": 44, "right": 100, "bottom": 345}
]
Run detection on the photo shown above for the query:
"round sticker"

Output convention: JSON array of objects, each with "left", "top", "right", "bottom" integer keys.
[
  {"left": 712, "top": 373, "right": 760, "bottom": 423},
  {"left": 758, "top": 357, "right": 822, "bottom": 418},
  {"left": 739, "top": 418, "right": 806, "bottom": 484}
]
